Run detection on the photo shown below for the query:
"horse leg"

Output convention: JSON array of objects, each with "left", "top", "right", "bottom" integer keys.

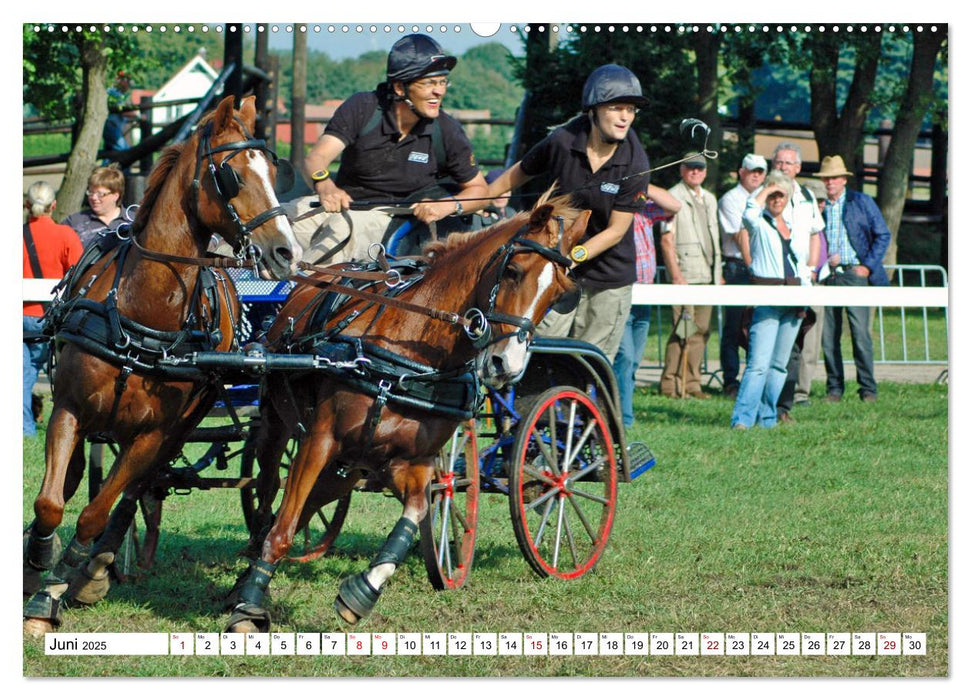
[
  {"left": 24, "top": 406, "right": 83, "bottom": 596},
  {"left": 24, "top": 431, "right": 165, "bottom": 635},
  {"left": 334, "top": 458, "right": 434, "bottom": 625},
  {"left": 245, "top": 405, "right": 290, "bottom": 558},
  {"left": 226, "top": 420, "right": 339, "bottom": 634}
]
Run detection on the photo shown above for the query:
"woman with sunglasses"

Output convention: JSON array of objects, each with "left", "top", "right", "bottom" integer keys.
[{"left": 62, "top": 165, "right": 133, "bottom": 248}]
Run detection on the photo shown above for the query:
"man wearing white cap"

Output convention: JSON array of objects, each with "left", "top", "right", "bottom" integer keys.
[{"left": 717, "top": 153, "right": 767, "bottom": 397}]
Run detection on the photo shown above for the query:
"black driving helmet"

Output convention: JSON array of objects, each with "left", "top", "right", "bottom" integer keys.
[
  {"left": 581, "top": 64, "right": 648, "bottom": 111},
  {"left": 386, "top": 34, "right": 457, "bottom": 84}
]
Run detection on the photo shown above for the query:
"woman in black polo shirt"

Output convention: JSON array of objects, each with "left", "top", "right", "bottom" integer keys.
[{"left": 485, "top": 64, "right": 650, "bottom": 362}]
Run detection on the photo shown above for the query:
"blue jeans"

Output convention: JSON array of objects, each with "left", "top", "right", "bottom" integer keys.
[
  {"left": 730, "top": 306, "right": 802, "bottom": 428},
  {"left": 720, "top": 259, "right": 750, "bottom": 389},
  {"left": 23, "top": 315, "right": 47, "bottom": 436},
  {"left": 822, "top": 271, "right": 877, "bottom": 398},
  {"left": 612, "top": 305, "right": 652, "bottom": 428}
]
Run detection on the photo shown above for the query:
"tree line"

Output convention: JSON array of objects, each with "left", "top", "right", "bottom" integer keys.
[{"left": 23, "top": 23, "right": 946, "bottom": 266}]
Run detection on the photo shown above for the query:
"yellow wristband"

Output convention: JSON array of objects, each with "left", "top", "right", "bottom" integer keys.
[
  {"left": 311, "top": 169, "right": 331, "bottom": 182},
  {"left": 570, "top": 245, "right": 589, "bottom": 263}
]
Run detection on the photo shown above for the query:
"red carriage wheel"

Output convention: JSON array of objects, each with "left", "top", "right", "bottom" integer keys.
[
  {"left": 508, "top": 387, "right": 617, "bottom": 579},
  {"left": 240, "top": 431, "right": 350, "bottom": 562},
  {"left": 419, "top": 419, "right": 480, "bottom": 590}
]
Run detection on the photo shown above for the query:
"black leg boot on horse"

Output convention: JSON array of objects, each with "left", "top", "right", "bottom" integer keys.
[
  {"left": 23, "top": 537, "right": 92, "bottom": 636},
  {"left": 335, "top": 516, "right": 419, "bottom": 624},
  {"left": 225, "top": 559, "right": 276, "bottom": 633}
]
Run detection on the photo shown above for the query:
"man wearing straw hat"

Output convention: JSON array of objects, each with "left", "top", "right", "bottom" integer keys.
[{"left": 815, "top": 155, "right": 891, "bottom": 403}]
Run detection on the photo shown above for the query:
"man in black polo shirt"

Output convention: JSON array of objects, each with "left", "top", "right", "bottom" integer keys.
[
  {"left": 485, "top": 64, "right": 650, "bottom": 362},
  {"left": 295, "top": 33, "right": 488, "bottom": 259}
]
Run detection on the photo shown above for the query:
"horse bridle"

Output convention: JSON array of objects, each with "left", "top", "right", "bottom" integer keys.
[
  {"left": 192, "top": 119, "right": 288, "bottom": 264},
  {"left": 464, "top": 216, "right": 574, "bottom": 351}
]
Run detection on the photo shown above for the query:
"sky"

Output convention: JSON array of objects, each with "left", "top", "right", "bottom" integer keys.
[{"left": 262, "top": 23, "right": 526, "bottom": 59}]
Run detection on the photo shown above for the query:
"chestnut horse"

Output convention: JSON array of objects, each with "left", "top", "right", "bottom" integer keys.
[
  {"left": 23, "top": 95, "right": 303, "bottom": 635},
  {"left": 227, "top": 195, "right": 590, "bottom": 632}
]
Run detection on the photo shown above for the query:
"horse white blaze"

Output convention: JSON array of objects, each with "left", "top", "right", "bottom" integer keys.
[
  {"left": 487, "top": 261, "right": 555, "bottom": 382},
  {"left": 246, "top": 152, "right": 303, "bottom": 267}
]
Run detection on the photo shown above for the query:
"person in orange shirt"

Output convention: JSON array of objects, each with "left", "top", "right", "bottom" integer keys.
[{"left": 23, "top": 181, "right": 82, "bottom": 436}]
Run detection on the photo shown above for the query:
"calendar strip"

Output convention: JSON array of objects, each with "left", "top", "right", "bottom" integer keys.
[{"left": 43, "top": 632, "right": 928, "bottom": 656}]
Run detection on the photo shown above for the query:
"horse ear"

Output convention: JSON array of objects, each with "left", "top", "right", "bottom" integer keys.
[
  {"left": 213, "top": 95, "right": 237, "bottom": 133},
  {"left": 238, "top": 95, "right": 257, "bottom": 132},
  {"left": 562, "top": 209, "right": 592, "bottom": 252},
  {"left": 528, "top": 203, "right": 554, "bottom": 231}
]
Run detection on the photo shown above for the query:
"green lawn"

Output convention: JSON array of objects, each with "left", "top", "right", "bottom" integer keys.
[{"left": 22, "top": 380, "right": 948, "bottom": 677}]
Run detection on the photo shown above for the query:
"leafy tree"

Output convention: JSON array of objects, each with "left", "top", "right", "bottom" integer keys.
[
  {"left": 877, "top": 28, "right": 947, "bottom": 266},
  {"left": 513, "top": 25, "right": 698, "bottom": 192},
  {"left": 133, "top": 28, "right": 225, "bottom": 90},
  {"left": 23, "top": 24, "right": 143, "bottom": 215}
]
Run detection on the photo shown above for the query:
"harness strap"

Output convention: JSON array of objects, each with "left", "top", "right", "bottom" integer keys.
[{"left": 293, "top": 274, "right": 468, "bottom": 329}]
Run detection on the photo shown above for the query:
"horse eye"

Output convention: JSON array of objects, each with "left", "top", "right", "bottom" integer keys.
[{"left": 502, "top": 263, "right": 524, "bottom": 285}]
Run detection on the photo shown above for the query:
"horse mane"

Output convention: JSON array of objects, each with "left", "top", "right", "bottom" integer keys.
[
  {"left": 423, "top": 187, "right": 582, "bottom": 262},
  {"left": 130, "top": 107, "right": 231, "bottom": 233},
  {"left": 131, "top": 143, "right": 185, "bottom": 233}
]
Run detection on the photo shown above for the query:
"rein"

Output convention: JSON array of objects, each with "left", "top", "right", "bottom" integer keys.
[{"left": 290, "top": 218, "right": 573, "bottom": 347}]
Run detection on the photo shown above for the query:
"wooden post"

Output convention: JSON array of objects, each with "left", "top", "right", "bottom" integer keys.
[
  {"left": 929, "top": 119, "right": 947, "bottom": 219},
  {"left": 291, "top": 25, "right": 308, "bottom": 172},
  {"left": 223, "top": 24, "right": 244, "bottom": 104},
  {"left": 254, "top": 24, "right": 271, "bottom": 142},
  {"left": 267, "top": 54, "right": 280, "bottom": 151},
  {"left": 138, "top": 95, "right": 154, "bottom": 176}
]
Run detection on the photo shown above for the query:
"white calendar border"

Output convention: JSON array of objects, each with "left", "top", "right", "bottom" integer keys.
[{"left": 9, "top": 2, "right": 964, "bottom": 695}]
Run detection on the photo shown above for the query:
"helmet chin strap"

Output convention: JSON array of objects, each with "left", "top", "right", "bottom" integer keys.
[
  {"left": 392, "top": 82, "right": 423, "bottom": 117},
  {"left": 589, "top": 110, "right": 622, "bottom": 146}
]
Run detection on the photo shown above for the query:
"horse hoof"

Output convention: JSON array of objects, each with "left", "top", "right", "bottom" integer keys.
[
  {"left": 334, "top": 597, "right": 361, "bottom": 625},
  {"left": 24, "top": 617, "right": 54, "bottom": 638},
  {"left": 229, "top": 619, "right": 259, "bottom": 634},
  {"left": 67, "top": 552, "right": 114, "bottom": 605},
  {"left": 334, "top": 573, "right": 380, "bottom": 625},
  {"left": 225, "top": 603, "right": 271, "bottom": 634}
]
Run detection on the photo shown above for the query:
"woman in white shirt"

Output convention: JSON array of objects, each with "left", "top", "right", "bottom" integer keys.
[{"left": 730, "top": 171, "right": 805, "bottom": 429}]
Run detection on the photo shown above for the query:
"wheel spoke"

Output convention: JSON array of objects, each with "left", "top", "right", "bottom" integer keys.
[
  {"left": 522, "top": 463, "right": 557, "bottom": 486},
  {"left": 530, "top": 425, "right": 561, "bottom": 478},
  {"left": 545, "top": 403, "right": 560, "bottom": 471},
  {"left": 562, "top": 401, "right": 577, "bottom": 477},
  {"left": 436, "top": 496, "right": 452, "bottom": 570},
  {"left": 563, "top": 456, "right": 605, "bottom": 484},
  {"left": 523, "top": 481, "right": 559, "bottom": 513},
  {"left": 564, "top": 489, "right": 600, "bottom": 541},
  {"left": 565, "top": 419, "right": 597, "bottom": 469},
  {"left": 561, "top": 506, "right": 580, "bottom": 569},
  {"left": 552, "top": 494, "right": 567, "bottom": 568},
  {"left": 531, "top": 495, "right": 556, "bottom": 549}
]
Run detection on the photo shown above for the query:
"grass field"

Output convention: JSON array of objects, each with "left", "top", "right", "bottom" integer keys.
[{"left": 22, "top": 378, "right": 948, "bottom": 678}]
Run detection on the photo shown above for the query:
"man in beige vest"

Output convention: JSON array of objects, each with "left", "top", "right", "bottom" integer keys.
[{"left": 658, "top": 155, "right": 721, "bottom": 398}]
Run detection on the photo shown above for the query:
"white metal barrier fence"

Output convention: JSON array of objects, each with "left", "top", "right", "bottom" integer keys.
[
  {"left": 631, "top": 264, "right": 948, "bottom": 375},
  {"left": 23, "top": 264, "right": 949, "bottom": 373}
]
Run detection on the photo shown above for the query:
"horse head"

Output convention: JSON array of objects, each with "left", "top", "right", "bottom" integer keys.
[
  {"left": 470, "top": 194, "right": 590, "bottom": 387},
  {"left": 194, "top": 95, "right": 303, "bottom": 280}
]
